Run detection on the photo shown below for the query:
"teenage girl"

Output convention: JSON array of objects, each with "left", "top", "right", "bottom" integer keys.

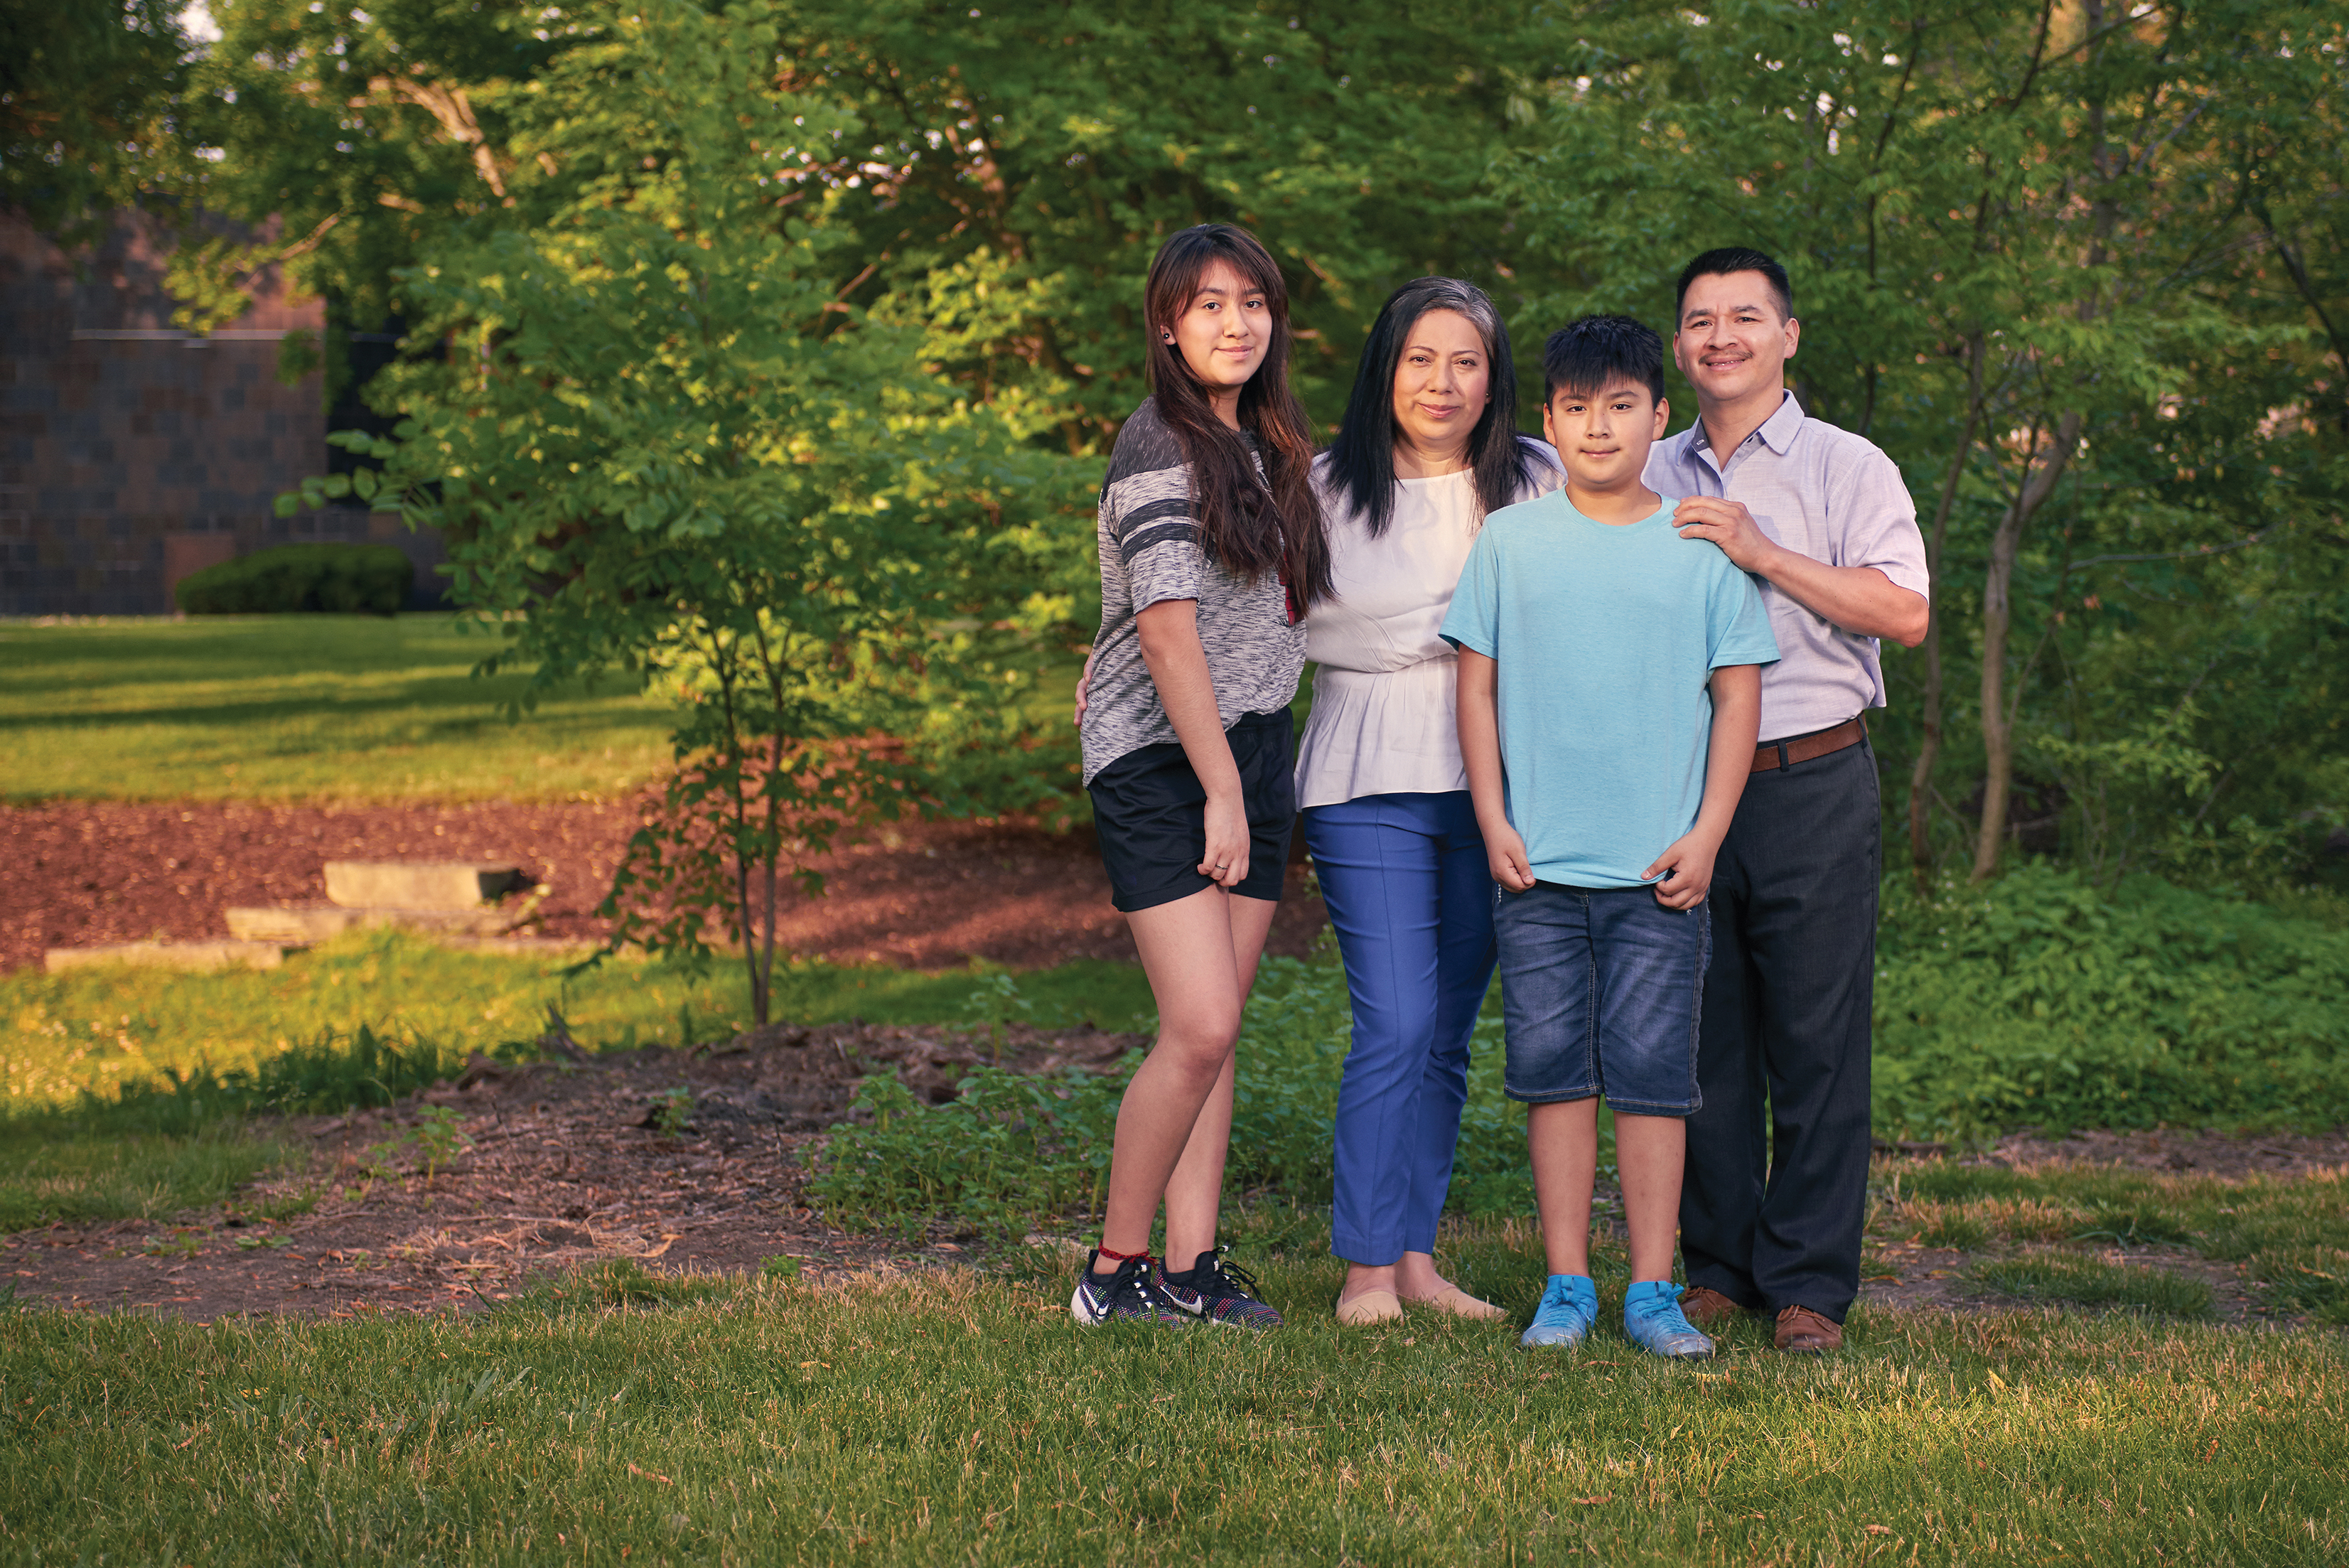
[
  {"left": 1070, "top": 223, "right": 1332, "bottom": 1328},
  {"left": 1296, "top": 278, "right": 1563, "bottom": 1325}
]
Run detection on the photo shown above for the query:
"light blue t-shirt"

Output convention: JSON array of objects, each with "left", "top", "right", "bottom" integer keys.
[{"left": 1439, "top": 492, "right": 1781, "bottom": 889}]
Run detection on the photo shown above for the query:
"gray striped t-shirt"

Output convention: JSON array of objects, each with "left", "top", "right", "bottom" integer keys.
[{"left": 1080, "top": 398, "right": 1307, "bottom": 785}]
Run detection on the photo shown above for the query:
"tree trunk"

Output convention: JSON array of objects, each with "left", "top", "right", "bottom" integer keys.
[
  {"left": 1972, "top": 408, "right": 2082, "bottom": 881},
  {"left": 1908, "top": 338, "right": 1986, "bottom": 888}
]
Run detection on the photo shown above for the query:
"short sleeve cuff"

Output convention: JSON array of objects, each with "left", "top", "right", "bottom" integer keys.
[
  {"left": 1868, "top": 559, "right": 1932, "bottom": 598},
  {"left": 1709, "top": 643, "right": 1780, "bottom": 671},
  {"left": 1124, "top": 539, "right": 1207, "bottom": 612},
  {"left": 1129, "top": 581, "right": 1202, "bottom": 616}
]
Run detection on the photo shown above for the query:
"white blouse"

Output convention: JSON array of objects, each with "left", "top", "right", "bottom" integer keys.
[{"left": 1293, "top": 441, "right": 1564, "bottom": 810}]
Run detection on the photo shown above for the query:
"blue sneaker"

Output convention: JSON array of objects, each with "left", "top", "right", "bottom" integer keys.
[
  {"left": 1520, "top": 1274, "right": 1598, "bottom": 1350},
  {"left": 1623, "top": 1281, "right": 1715, "bottom": 1360}
]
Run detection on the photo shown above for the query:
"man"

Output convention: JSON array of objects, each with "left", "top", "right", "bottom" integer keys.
[{"left": 1643, "top": 247, "right": 1930, "bottom": 1353}]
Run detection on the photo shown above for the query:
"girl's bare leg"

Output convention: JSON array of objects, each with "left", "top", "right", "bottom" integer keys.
[
  {"left": 1100, "top": 887, "right": 1279, "bottom": 1258},
  {"left": 1160, "top": 893, "right": 1275, "bottom": 1265}
]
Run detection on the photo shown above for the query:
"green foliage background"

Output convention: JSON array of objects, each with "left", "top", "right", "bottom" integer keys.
[
  {"left": 55, "top": 0, "right": 2330, "bottom": 903},
  {"left": 16, "top": 1, "right": 2349, "bottom": 892}
]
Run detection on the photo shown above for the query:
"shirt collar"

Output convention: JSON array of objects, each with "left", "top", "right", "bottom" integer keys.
[{"left": 1691, "top": 390, "right": 1804, "bottom": 457}]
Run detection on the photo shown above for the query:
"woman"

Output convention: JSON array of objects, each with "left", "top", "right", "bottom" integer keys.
[
  {"left": 1296, "top": 277, "right": 1563, "bottom": 1324},
  {"left": 1069, "top": 224, "right": 1333, "bottom": 1329}
]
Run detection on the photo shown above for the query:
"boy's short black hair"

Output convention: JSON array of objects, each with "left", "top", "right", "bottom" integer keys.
[
  {"left": 1542, "top": 315, "right": 1666, "bottom": 407},
  {"left": 1675, "top": 246, "right": 1793, "bottom": 323}
]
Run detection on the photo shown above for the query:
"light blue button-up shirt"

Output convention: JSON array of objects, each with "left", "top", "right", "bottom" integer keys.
[{"left": 1642, "top": 391, "right": 1929, "bottom": 740}]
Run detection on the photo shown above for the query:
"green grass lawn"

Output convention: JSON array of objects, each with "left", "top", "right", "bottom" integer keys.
[
  {"left": 7, "top": 616, "right": 2346, "bottom": 1562},
  {"left": 0, "top": 614, "right": 1094, "bottom": 803},
  {"left": 0, "top": 929, "right": 1154, "bottom": 1110},
  {"left": 0, "top": 614, "right": 675, "bottom": 802},
  {"left": 2, "top": 1247, "right": 2342, "bottom": 1565},
  {"left": 1, "top": 937, "right": 2343, "bottom": 1564}
]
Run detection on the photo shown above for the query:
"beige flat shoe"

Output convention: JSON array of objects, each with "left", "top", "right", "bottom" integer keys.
[
  {"left": 1335, "top": 1288, "right": 1404, "bottom": 1325},
  {"left": 1406, "top": 1283, "right": 1507, "bottom": 1321}
]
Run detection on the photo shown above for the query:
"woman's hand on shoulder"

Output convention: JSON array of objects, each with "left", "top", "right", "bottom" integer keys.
[{"left": 1072, "top": 648, "right": 1095, "bottom": 728}]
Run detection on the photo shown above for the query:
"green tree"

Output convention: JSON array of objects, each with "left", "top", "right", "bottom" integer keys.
[
  {"left": 151, "top": 0, "right": 2349, "bottom": 904},
  {"left": 284, "top": 2, "right": 1074, "bottom": 1022},
  {"left": 1498, "top": 0, "right": 2347, "bottom": 889},
  {"left": 0, "top": 0, "right": 188, "bottom": 242}
]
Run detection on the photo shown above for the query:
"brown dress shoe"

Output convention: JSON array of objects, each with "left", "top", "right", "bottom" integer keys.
[
  {"left": 1775, "top": 1304, "right": 1843, "bottom": 1353},
  {"left": 1680, "top": 1287, "right": 1745, "bottom": 1329}
]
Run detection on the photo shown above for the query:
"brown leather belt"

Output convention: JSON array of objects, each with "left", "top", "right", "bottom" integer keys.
[{"left": 1751, "top": 716, "right": 1866, "bottom": 773}]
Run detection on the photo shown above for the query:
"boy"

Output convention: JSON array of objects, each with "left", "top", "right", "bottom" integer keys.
[{"left": 1439, "top": 316, "right": 1778, "bottom": 1359}]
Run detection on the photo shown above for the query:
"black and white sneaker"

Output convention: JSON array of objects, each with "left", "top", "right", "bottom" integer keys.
[
  {"left": 1070, "top": 1250, "right": 1190, "bottom": 1327},
  {"left": 1159, "top": 1247, "right": 1284, "bottom": 1330}
]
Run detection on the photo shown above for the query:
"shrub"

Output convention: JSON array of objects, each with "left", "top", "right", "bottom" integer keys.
[
  {"left": 805, "top": 957, "right": 1534, "bottom": 1242},
  {"left": 176, "top": 542, "right": 413, "bottom": 616},
  {"left": 1874, "top": 865, "right": 2349, "bottom": 1137},
  {"left": 806, "top": 1068, "right": 1127, "bottom": 1241},
  {"left": 806, "top": 870, "right": 2349, "bottom": 1241}
]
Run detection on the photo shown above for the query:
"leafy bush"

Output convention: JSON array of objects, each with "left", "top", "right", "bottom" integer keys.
[
  {"left": 805, "top": 958, "right": 1534, "bottom": 1242},
  {"left": 807, "top": 870, "right": 2349, "bottom": 1240},
  {"left": 806, "top": 1068, "right": 1127, "bottom": 1241},
  {"left": 176, "top": 542, "right": 413, "bottom": 616},
  {"left": 1874, "top": 865, "right": 2349, "bottom": 1137}
]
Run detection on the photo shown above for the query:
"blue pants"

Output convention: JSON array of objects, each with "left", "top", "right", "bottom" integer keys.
[{"left": 1303, "top": 791, "right": 1497, "bottom": 1266}]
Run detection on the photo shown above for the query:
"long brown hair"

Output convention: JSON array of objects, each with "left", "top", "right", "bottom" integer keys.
[{"left": 1141, "top": 225, "right": 1332, "bottom": 610}]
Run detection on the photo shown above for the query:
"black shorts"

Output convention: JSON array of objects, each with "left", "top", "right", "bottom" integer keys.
[{"left": 1087, "top": 709, "right": 1296, "bottom": 913}]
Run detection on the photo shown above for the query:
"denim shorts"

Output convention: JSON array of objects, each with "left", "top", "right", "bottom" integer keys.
[{"left": 1493, "top": 881, "right": 1709, "bottom": 1115}]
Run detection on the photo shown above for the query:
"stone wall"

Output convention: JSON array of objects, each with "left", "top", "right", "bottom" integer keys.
[{"left": 0, "top": 209, "right": 446, "bottom": 616}]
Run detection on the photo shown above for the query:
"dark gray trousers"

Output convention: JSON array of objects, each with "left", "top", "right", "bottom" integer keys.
[{"left": 1678, "top": 737, "right": 1878, "bottom": 1323}]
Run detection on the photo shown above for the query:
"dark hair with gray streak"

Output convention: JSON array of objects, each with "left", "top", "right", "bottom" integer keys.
[{"left": 1324, "top": 276, "right": 1541, "bottom": 538}]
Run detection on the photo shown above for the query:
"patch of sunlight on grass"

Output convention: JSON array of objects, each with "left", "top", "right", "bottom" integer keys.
[
  {"left": 0, "top": 616, "right": 1091, "bottom": 803},
  {"left": 0, "top": 614, "right": 670, "bottom": 802},
  {"left": 1, "top": 1249, "right": 2344, "bottom": 1563},
  {"left": 0, "top": 929, "right": 1154, "bottom": 1109}
]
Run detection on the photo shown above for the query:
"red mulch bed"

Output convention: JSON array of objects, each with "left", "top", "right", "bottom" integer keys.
[{"left": 1, "top": 800, "right": 1326, "bottom": 974}]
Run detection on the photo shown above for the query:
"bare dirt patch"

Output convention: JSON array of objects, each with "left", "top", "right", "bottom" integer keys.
[
  {"left": 0, "top": 1020, "right": 1140, "bottom": 1320},
  {"left": 1, "top": 800, "right": 1328, "bottom": 974},
  {"left": 1856, "top": 1238, "right": 2277, "bottom": 1325},
  {"left": 1975, "top": 1127, "right": 2349, "bottom": 1178}
]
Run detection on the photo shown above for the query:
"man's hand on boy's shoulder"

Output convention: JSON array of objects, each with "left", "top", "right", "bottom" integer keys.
[
  {"left": 1643, "top": 829, "right": 1723, "bottom": 911},
  {"left": 1672, "top": 496, "right": 1776, "bottom": 574}
]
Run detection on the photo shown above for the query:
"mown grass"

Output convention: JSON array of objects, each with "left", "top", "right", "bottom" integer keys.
[
  {"left": 0, "top": 615, "right": 1088, "bottom": 803},
  {"left": 1967, "top": 1255, "right": 2218, "bottom": 1319},
  {"left": 0, "top": 615, "right": 674, "bottom": 802},
  {"left": 1, "top": 1248, "right": 2343, "bottom": 1566},
  {"left": 0, "top": 1129, "right": 287, "bottom": 1234},
  {"left": 1880, "top": 1163, "right": 2349, "bottom": 1326},
  {"left": 0, "top": 928, "right": 1156, "bottom": 1108}
]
